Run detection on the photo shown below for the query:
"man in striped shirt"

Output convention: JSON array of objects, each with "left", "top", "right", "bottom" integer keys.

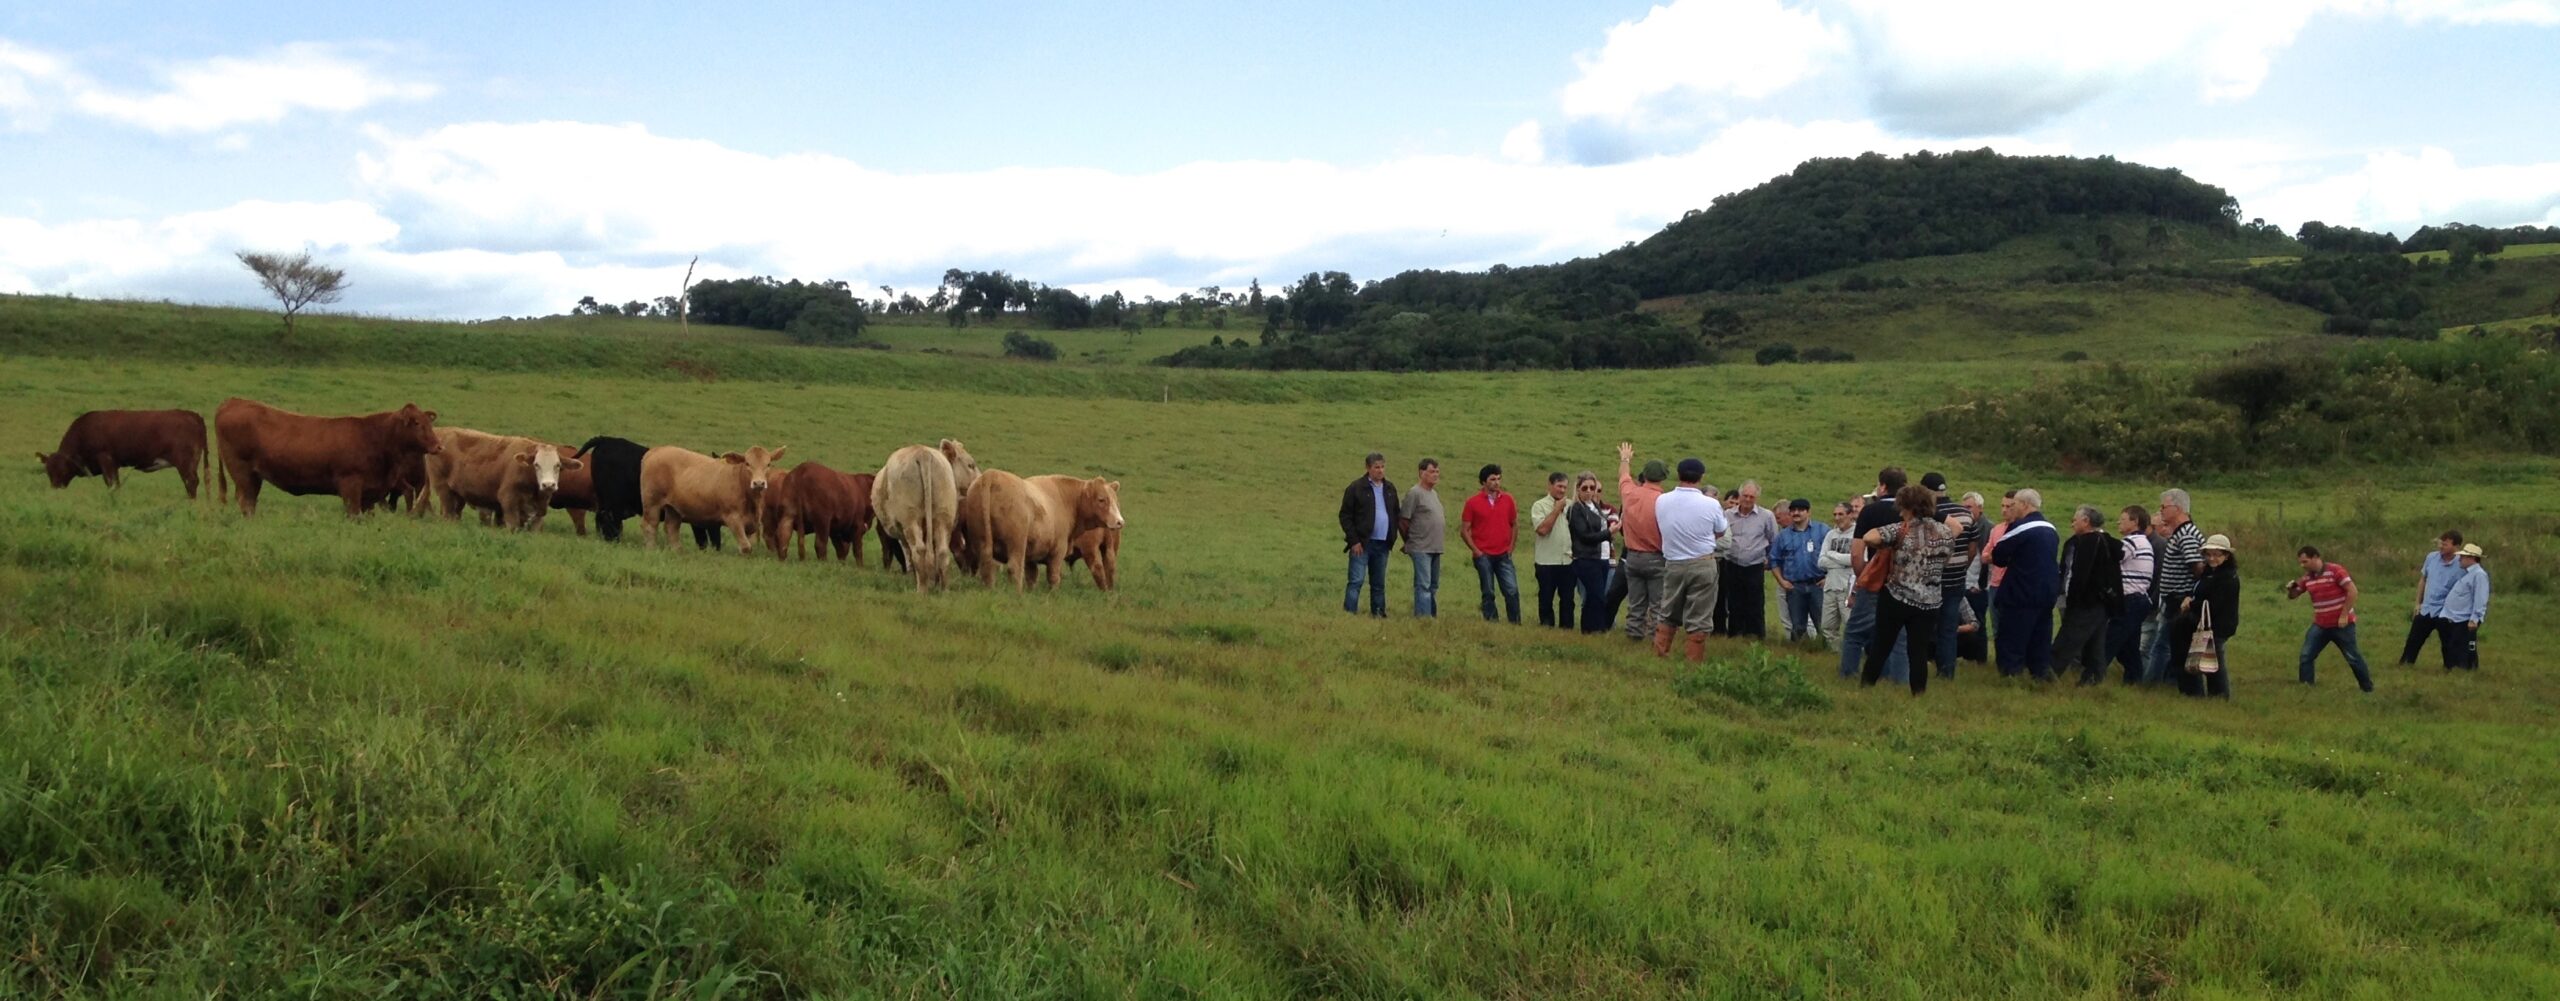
[
  {"left": 2144, "top": 489, "right": 2205, "bottom": 685},
  {"left": 2108, "top": 506, "right": 2156, "bottom": 684},
  {"left": 2287, "top": 546, "right": 2375, "bottom": 692}
]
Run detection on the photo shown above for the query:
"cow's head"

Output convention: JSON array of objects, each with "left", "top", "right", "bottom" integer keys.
[
  {"left": 939, "top": 438, "right": 980, "bottom": 494},
  {"left": 34, "top": 451, "right": 75, "bottom": 488},
  {"left": 514, "top": 445, "right": 582, "bottom": 497},
  {"left": 723, "top": 446, "right": 786, "bottom": 497},
  {"left": 397, "top": 404, "right": 443, "bottom": 455},
  {"left": 1081, "top": 478, "right": 1126, "bottom": 532}
]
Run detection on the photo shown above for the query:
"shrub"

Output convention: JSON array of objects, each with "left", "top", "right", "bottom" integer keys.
[
  {"left": 1001, "top": 331, "right": 1060, "bottom": 361},
  {"left": 1800, "top": 346, "right": 1855, "bottom": 363},
  {"left": 1754, "top": 344, "right": 1799, "bottom": 366},
  {"left": 2060, "top": 350, "right": 2089, "bottom": 362},
  {"left": 1671, "top": 647, "right": 1830, "bottom": 714}
]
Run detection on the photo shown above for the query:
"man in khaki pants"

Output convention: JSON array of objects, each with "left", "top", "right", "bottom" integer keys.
[{"left": 1650, "top": 457, "right": 1729, "bottom": 661}]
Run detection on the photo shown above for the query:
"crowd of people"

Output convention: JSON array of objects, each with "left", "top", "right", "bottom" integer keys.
[{"left": 1337, "top": 448, "right": 2494, "bottom": 698}]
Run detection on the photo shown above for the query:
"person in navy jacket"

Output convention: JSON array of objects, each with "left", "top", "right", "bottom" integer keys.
[{"left": 1988, "top": 487, "right": 2060, "bottom": 681}]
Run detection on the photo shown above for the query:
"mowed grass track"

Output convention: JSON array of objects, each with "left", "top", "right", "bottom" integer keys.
[{"left": 4, "top": 348, "right": 2559, "bottom": 998}]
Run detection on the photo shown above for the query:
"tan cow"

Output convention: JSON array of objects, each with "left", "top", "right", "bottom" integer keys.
[
  {"left": 1068, "top": 525, "right": 1122, "bottom": 591},
  {"left": 870, "top": 439, "right": 976, "bottom": 592},
  {"left": 422, "top": 428, "right": 585, "bottom": 530},
  {"left": 638, "top": 445, "right": 785, "bottom": 553},
  {"left": 961, "top": 472, "right": 1126, "bottom": 592}
]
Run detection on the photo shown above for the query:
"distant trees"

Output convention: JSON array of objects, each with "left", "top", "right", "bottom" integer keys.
[
  {"left": 1001, "top": 331, "right": 1059, "bottom": 361},
  {"left": 235, "top": 250, "right": 347, "bottom": 338},
  {"left": 2295, "top": 221, "right": 2402, "bottom": 255},
  {"left": 686, "top": 276, "right": 870, "bottom": 346}
]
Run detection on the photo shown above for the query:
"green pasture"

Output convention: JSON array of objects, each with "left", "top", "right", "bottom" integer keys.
[
  {"left": 1653, "top": 276, "right": 2328, "bottom": 363},
  {"left": 4, "top": 305, "right": 2559, "bottom": 997}
]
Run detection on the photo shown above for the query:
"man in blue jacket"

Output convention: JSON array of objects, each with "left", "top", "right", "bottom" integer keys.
[{"left": 1988, "top": 487, "right": 2059, "bottom": 681}]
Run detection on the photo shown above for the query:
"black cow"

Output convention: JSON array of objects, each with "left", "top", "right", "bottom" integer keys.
[{"left": 571, "top": 435, "right": 726, "bottom": 548}]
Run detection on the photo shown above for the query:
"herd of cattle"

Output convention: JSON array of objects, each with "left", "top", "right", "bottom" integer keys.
[{"left": 32, "top": 401, "right": 1127, "bottom": 593}]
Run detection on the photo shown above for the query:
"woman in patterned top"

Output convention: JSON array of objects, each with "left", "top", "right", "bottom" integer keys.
[{"left": 1859, "top": 484, "right": 1962, "bottom": 695}]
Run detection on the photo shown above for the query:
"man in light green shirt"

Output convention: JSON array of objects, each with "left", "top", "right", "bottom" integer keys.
[{"left": 1530, "top": 471, "right": 1576, "bottom": 629}]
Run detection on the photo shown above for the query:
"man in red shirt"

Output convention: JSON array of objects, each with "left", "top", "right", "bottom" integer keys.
[
  {"left": 1460, "top": 463, "right": 1522, "bottom": 624},
  {"left": 2287, "top": 545, "right": 2375, "bottom": 692}
]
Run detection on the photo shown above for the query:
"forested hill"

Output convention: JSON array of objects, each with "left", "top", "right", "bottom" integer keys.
[{"left": 1362, "top": 150, "right": 2241, "bottom": 313}]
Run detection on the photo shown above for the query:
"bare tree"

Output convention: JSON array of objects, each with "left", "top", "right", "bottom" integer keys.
[
  {"left": 235, "top": 250, "right": 348, "bottom": 338},
  {"left": 678, "top": 255, "right": 698, "bottom": 334}
]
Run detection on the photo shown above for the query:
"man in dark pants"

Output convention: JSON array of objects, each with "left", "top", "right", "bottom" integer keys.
[
  {"left": 2400, "top": 530, "right": 2467, "bottom": 666},
  {"left": 2058, "top": 505, "right": 2122, "bottom": 685},
  {"left": 1988, "top": 487, "right": 2060, "bottom": 680},
  {"left": 1721, "top": 480, "right": 1778, "bottom": 639},
  {"left": 1336, "top": 451, "right": 1399, "bottom": 617},
  {"left": 1921, "top": 473, "right": 1976, "bottom": 679}
]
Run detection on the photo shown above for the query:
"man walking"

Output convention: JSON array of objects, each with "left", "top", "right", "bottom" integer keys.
[
  {"left": 1400, "top": 458, "right": 1446, "bottom": 618},
  {"left": 2440, "top": 544, "right": 2490, "bottom": 669},
  {"left": 2286, "top": 546, "right": 2374, "bottom": 692},
  {"left": 1531, "top": 472, "right": 1577, "bottom": 629},
  {"left": 1722, "top": 481, "right": 1778, "bottom": 639},
  {"left": 1920, "top": 474, "right": 1976, "bottom": 679},
  {"left": 1652, "top": 458, "right": 1729, "bottom": 661},
  {"left": 2145, "top": 489, "right": 2205, "bottom": 684},
  {"left": 1460, "top": 464, "right": 1522, "bottom": 623},
  {"left": 1988, "top": 487, "right": 2059, "bottom": 680},
  {"left": 2400, "top": 531, "right": 2467, "bottom": 667},
  {"left": 1837, "top": 468, "right": 1912, "bottom": 682},
  {"left": 1616, "top": 443, "right": 1668, "bottom": 642},
  {"left": 1773, "top": 499, "right": 1829, "bottom": 643},
  {"left": 2059, "top": 506, "right": 2122, "bottom": 685},
  {"left": 1337, "top": 452, "right": 1399, "bottom": 617}
]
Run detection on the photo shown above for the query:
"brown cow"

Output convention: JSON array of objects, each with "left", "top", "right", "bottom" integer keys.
[
  {"left": 37, "top": 409, "right": 210, "bottom": 498},
  {"left": 871, "top": 440, "right": 972, "bottom": 592},
  {"left": 760, "top": 461, "right": 874, "bottom": 562},
  {"left": 214, "top": 398, "right": 441, "bottom": 517},
  {"left": 547, "top": 452, "right": 596, "bottom": 535},
  {"left": 638, "top": 445, "right": 785, "bottom": 553},
  {"left": 1067, "top": 525, "right": 1122, "bottom": 590},
  {"left": 422, "top": 428, "right": 585, "bottom": 531},
  {"left": 961, "top": 471, "right": 1125, "bottom": 592}
]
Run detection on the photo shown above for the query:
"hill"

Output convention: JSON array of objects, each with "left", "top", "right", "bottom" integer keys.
[{"left": 5, "top": 296, "right": 2560, "bottom": 996}]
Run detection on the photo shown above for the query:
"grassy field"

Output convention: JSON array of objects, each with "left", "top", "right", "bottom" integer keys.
[
  {"left": 865, "top": 318, "right": 1232, "bottom": 366},
  {"left": 5, "top": 299, "right": 2559, "bottom": 997},
  {"left": 1649, "top": 276, "right": 2329, "bottom": 363}
]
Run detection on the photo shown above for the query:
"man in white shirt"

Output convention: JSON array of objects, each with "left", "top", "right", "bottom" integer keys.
[{"left": 1651, "top": 458, "right": 1730, "bottom": 661}]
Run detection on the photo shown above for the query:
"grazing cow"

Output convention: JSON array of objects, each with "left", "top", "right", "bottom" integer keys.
[
  {"left": 849, "top": 472, "right": 909, "bottom": 573},
  {"left": 36, "top": 409, "right": 210, "bottom": 498},
  {"left": 871, "top": 439, "right": 975, "bottom": 592},
  {"left": 214, "top": 398, "right": 441, "bottom": 517},
  {"left": 422, "top": 428, "right": 585, "bottom": 531},
  {"left": 1066, "top": 525, "right": 1122, "bottom": 590},
  {"left": 761, "top": 461, "right": 875, "bottom": 562},
  {"left": 639, "top": 445, "right": 786, "bottom": 553},
  {"left": 572, "top": 435, "right": 720, "bottom": 547},
  {"left": 961, "top": 472, "right": 1125, "bottom": 591}
]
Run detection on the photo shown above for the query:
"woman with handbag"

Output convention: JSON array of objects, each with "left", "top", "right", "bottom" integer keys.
[
  {"left": 1859, "top": 483, "right": 1961, "bottom": 695},
  {"left": 2175, "top": 534, "right": 2242, "bottom": 698}
]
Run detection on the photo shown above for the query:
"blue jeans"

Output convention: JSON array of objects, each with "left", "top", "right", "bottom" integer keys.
[
  {"left": 1997, "top": 605, "right": 2055, "bottom": 680},
  {"left": 1836, "top": 589, "right": 1908, "bottom": 682},
  {"left": 1574, "top": 558, "right": 1612, "bottom": 633},
  {"left": 2109, "top": 592, "right": 2153, "bottom": 682},
  {"left": 1782, "top": 580, "right": 1824, "bottom": 642},
  {"left": 1409, "top": 552, "right": 1441, "bottom": 618},
  {"left": 2300, "top": 624, "right": 2375, "bottom": 690},
  {"left": 1474, "top": 553, "right": 1521, "bottom": 623},
  {"left": 1935, "top": 584, "right": 1966, "bottom": 679},
  {"left": 1344, "top": 538, "right": 1390, "bottom": 615},
  {"left": 2145, "top": 596, "right": 2186, "bottom": 683}
]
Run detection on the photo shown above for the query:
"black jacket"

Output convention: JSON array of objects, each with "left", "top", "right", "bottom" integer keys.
[
  {"left": 1338, "top": 476, "right": 1401, "bottom": 550},
  {"left": 1567, "top": 503, "right": 1611, "bottom": 561},
  {"left": 2060, "top": 530, "right": 2123, "bottom": 612},
  {"left": 2182, "top": 559, "right": 2241, "bottom": 640}
]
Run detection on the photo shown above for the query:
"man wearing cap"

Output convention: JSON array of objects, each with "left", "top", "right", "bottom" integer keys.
[
  {"left": 1838, "top": 468, "right": 1912, "bottom": 682},
  {"left": 1772, "top": 499, "right": 1829, "bottom": 644},
  {"left": 2400, "top": 531, "right": 2467, "bottom": 667},
  {"left": 1921, "top": 473, "right": 1976, "bottom": 679},
  {"left": 1399, "top": 458, "right": 1446, "bottom": 619},
  {"left": 1721, "top": 481, "right": 1779, "bottom": 639},
  {"left": 2286, "top": 546, "right": 2374, "bottom": 692},
  {"left": 1460, "top": 464, "right": 1523, "bottom": 624},
  {"left": 1987, "top": 487, "right": 2059, "bottom": 681},
  {"left": 1337, "top": 452, "right": 1400, "bottom": 617},
  {"left": 2438, "top": 544, "right": 2490, "bottom": 669},
  {"left": 1652, "top": 458, "right": 1729, "bottom": 661},
  {"left": 1616, "top": 443, "right": 1669, "bottom": 642}
]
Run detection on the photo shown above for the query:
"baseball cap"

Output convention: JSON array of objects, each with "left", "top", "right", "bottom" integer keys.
[
  {"left": 1919, "top": 472, "right": 1949, "bottom": 492},
  {"left": 1640, "top": 459, "right": 1669, "bottom": 483}
]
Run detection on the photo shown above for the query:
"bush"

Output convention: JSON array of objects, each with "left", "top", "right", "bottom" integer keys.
[
  {"left": 1001, "top": 331, "right": 1060, "bottom": 361},
  {"left": 1671, "top": 647, "right": 1830, "bottom": 714},
  {"left": 1754, "top": 344, "right": 1799, "bottom": 366},
  {"left": 2060, "top": 350, "right": 2090, "bottom": 362},
  {"left": 1800, "top": 346, "right": 1856, "bottom": 363}
]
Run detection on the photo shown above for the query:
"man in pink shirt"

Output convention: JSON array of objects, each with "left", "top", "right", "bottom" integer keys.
[
  {"left": 1459, "top": 464, "right": 1522, "bottom": 624},
  {"left": 1616, "top": 441, "right": 1667, "bottom": 642}
]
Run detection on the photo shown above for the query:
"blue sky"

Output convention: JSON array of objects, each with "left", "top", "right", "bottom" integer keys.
[{"left": 4, "top": 0, "right": 2557, "bottom": 318}]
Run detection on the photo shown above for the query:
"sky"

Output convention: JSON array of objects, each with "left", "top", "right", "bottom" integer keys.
[{"left": 3, "top": 0, "right": 2557, "bottom": 319}]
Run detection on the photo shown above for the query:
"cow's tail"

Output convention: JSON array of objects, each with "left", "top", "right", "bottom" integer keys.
[
  {"left": 571, "top": 436, "right": 603, "bottom": 460},
  {"left": 212, "top": 422, "right": 230, "bottom": 506}
]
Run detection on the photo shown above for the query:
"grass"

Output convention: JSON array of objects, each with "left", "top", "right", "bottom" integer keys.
[
  {"left": 1651, "top": 275, "right": 2328, "bottom": 362},
  {"left": 6, "top": 297, "right": 2560, "bottom": 997},
  {"left": 864, "top": 317, "right": 1234, "bottom": 365}
]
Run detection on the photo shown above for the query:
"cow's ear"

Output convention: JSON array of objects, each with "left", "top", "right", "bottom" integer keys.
[
  {"left": 33, "top": 453, "right": 45, "bottom": 463},
  {"left": 420, "top": 409, "right": 438, "bottom": 422},
  {"left": 723, "top": 452, "right": 746, "bottom": 464},
  {"left": 514, "top": 452, "right": 535, "bottom": 466},
  {"left": 560, "top": 457, "right": 583, "bottom": 471},
  {"left": 767, "top": 446, "right": 787, "bottom": 462}
]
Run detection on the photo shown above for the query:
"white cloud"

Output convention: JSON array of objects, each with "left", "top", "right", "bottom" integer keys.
[
  {"left": 2236, "top": 147, "right": 2560, "bottom": 234},
  {"left": 0, "top": 37, "right": 433, "bottom": 134},
  {"left": 1499, "top": 120, "right": 1546, "bottom": 164},
  {"left": 1558, "top": 0, "right": 1849, "bottom": 125}
]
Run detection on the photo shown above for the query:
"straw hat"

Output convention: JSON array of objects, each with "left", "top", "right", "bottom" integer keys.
[
  {"left": 2458, "top": 543, "right": 2485, "bottom": 560},
  {"left": 2201, "top": 534, "right": 2234, "bottom": 554}
]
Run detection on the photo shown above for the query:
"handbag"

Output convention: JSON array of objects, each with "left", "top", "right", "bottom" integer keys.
[
  {"left": 1855, "top": 537, "right": 1895, "bottom": 592},
  {"left": 2188, "top": 602, "right": 2221, "bottom": 673}
]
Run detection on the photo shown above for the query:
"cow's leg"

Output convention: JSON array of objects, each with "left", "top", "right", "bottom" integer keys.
[
  {"left": 599, "top": 513, "right": 623, "bottom": 542},
  {"left": 93, "top": 454, "right": 121, "bottom": 489},
  {"left": 338, "top": 475, "right": 367, "bottom": 517},
  {"left": 570, "top": 509, "right": 588, "bottom": 537},
  {"left": 1044, "top": 555, "right": 1067, "bottom": 591},
  {"left": 641, "top": 506, "right": 663, "bottom": 549},
  {"left": 231, "top": 465, "right": 262, "bottom": 517},
  {"left": 176, "top": 453, "right": 200, "bottom": 499},
  {"left": 850, "top": 522, "right": 866, "bottom": 566},
  {"left": 728, "top": 513, "right": 757, "bottom": 557}
]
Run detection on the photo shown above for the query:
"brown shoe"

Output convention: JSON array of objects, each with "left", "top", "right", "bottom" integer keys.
[
  {"left": 1652, "top": 624, "right": 1676, "bottom": 658},
  {"left": 1683, "top": 634, "right": 1708, "bottom": 662}
]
